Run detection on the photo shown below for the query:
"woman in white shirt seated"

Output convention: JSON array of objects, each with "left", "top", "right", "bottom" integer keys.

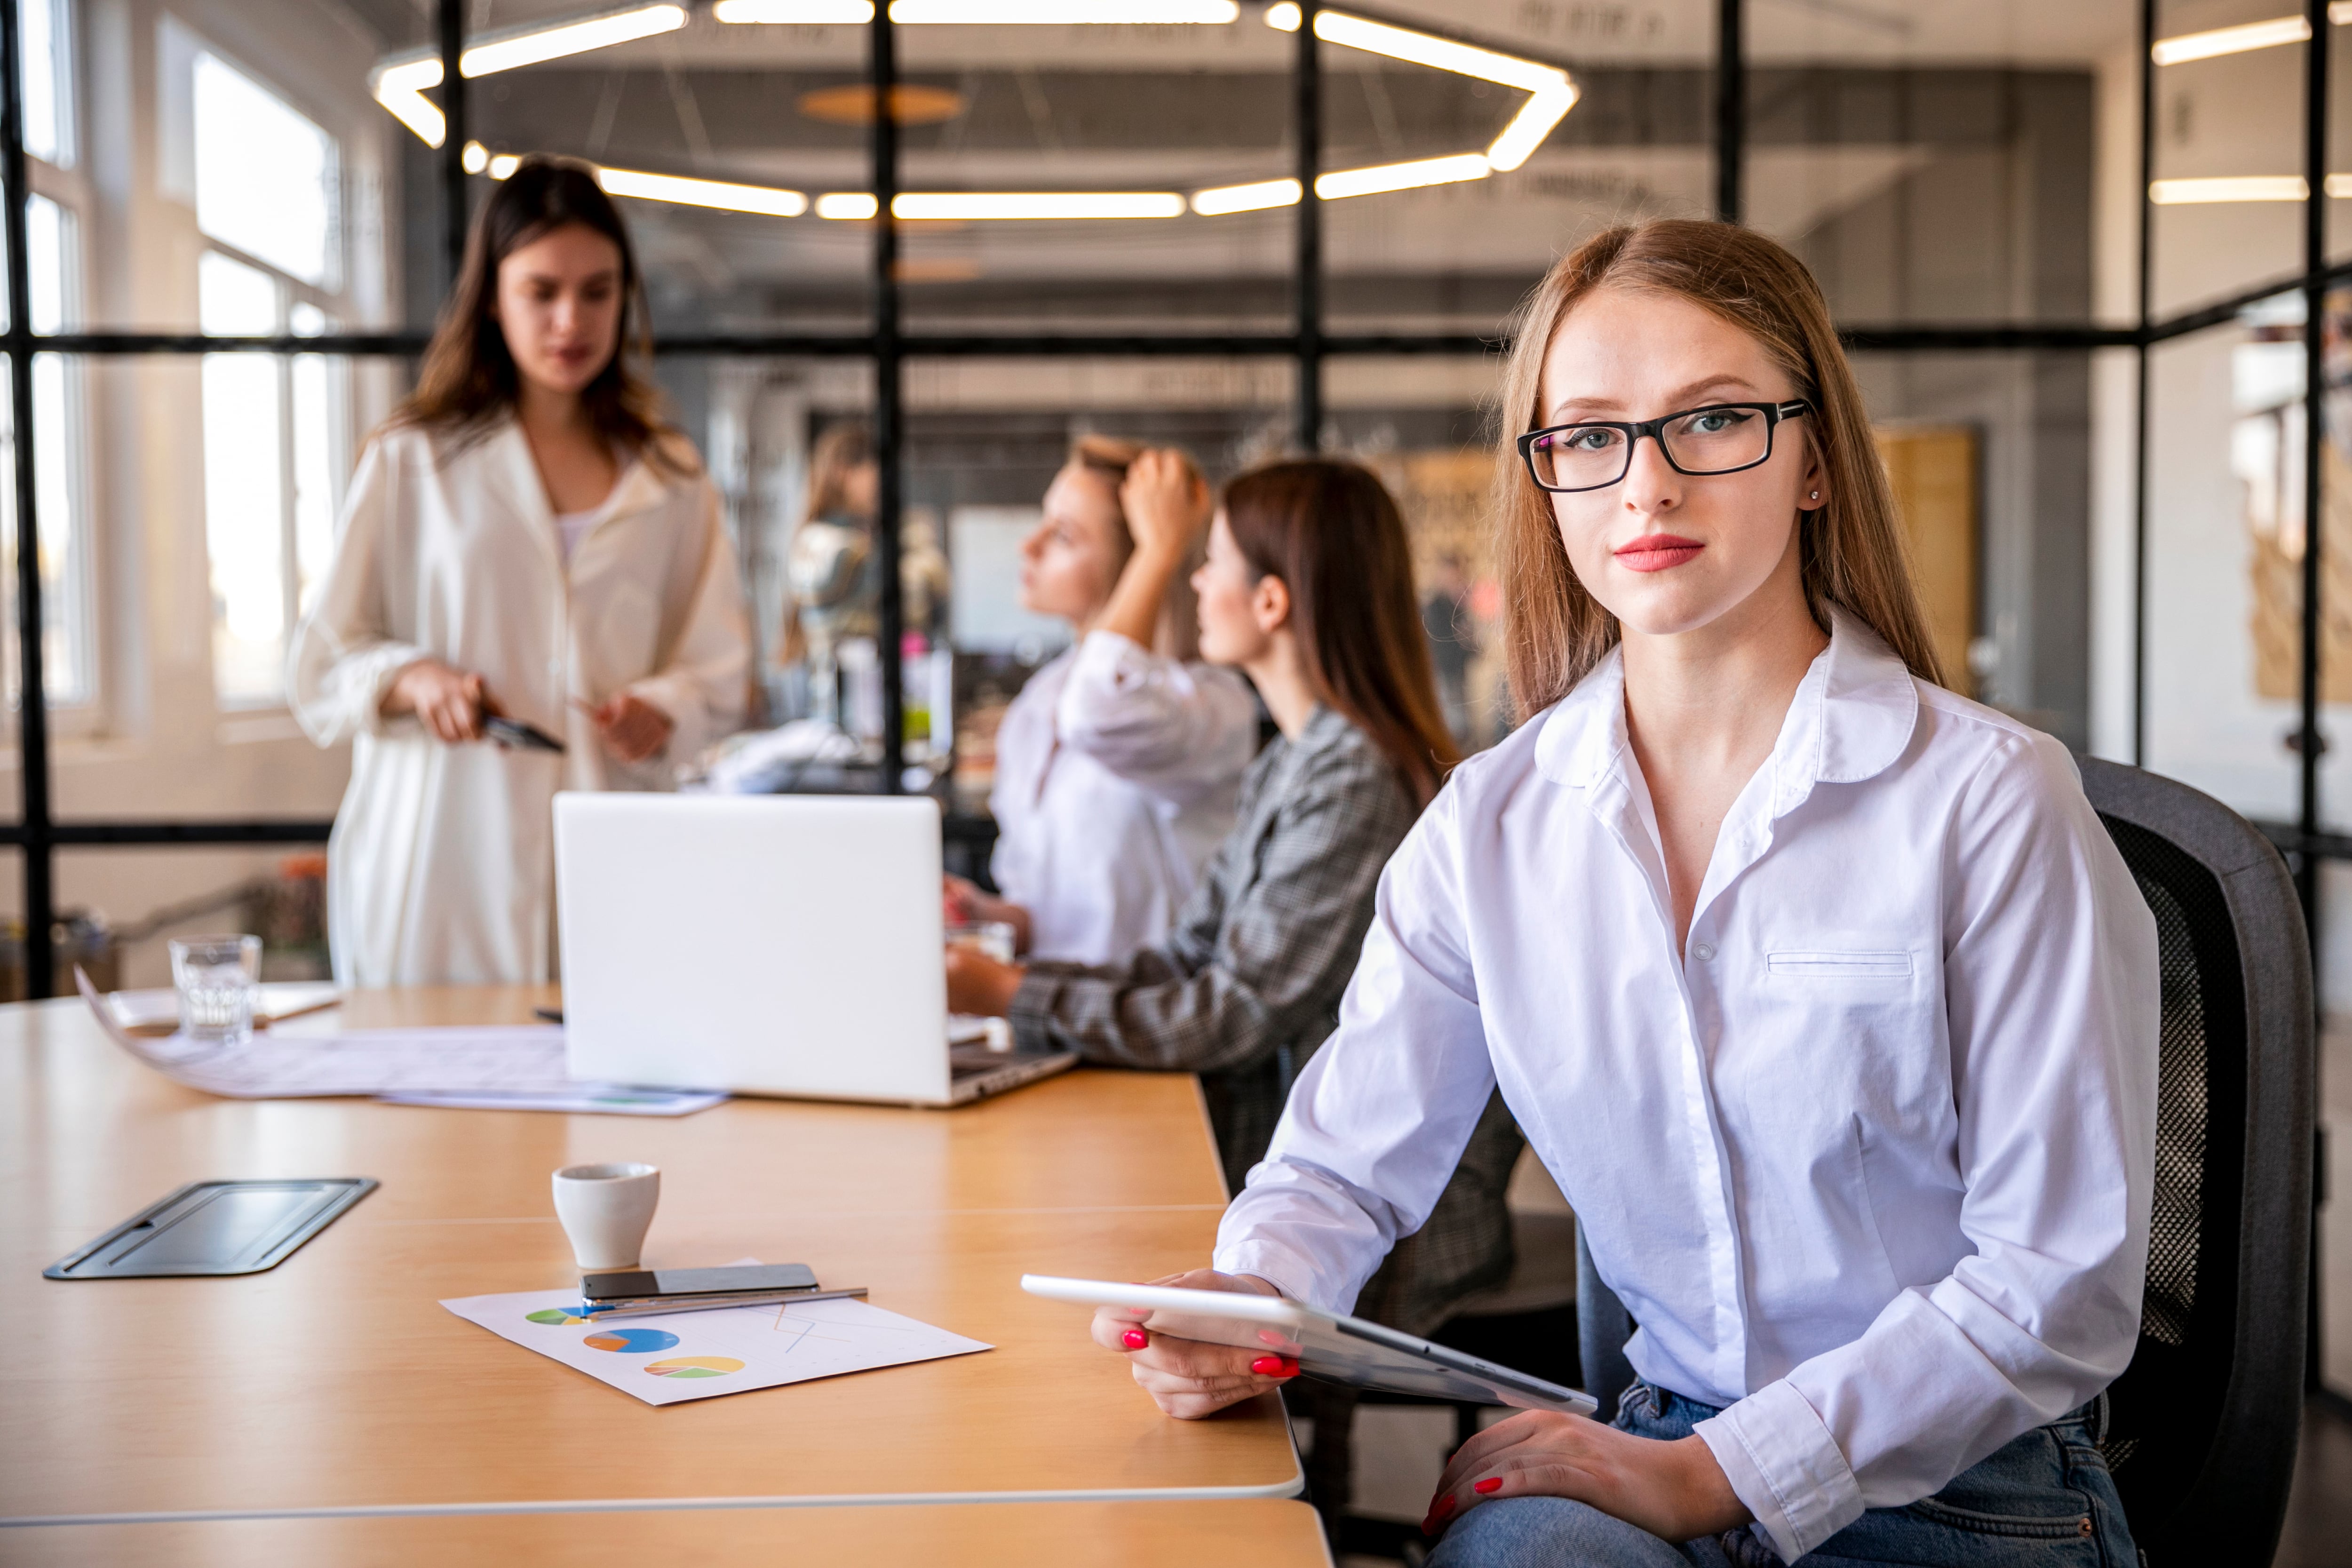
[
  {"left": 291, "top": 159, "right": 749, "bottom": 985},
  {"left": 948, "top": 437, "right": 1260, "bottom": 964},
  {"left": 1088, "top": 219, "right": 2159, "bottom": 1568}
]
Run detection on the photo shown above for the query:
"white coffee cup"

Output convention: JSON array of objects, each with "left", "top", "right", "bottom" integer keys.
[{"left": 551, "top": 1162, "right": 660, "bottom": 1271}]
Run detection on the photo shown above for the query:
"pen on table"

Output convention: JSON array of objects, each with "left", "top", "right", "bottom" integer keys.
[{"left": 579, "top": 1286, "right": 870, "bottom": 1320}]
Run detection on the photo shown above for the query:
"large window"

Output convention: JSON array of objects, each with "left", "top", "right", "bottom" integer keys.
[
  {"left": 1, "top": 0, "right": 84, "bottom": 711},
  {"left": 188, "top": 43, "right": 348, "bottom": 706}
]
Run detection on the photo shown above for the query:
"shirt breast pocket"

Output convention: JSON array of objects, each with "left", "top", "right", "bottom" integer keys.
[{"left": 1765, "top": 950, "right": 1914, "bottom": 979}]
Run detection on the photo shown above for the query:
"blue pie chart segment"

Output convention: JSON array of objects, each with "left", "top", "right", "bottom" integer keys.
[{"left": 583, "top": 1328, "right": 680, "bottom": 1353}]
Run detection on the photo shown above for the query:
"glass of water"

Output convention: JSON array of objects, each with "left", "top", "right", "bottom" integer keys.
[
  {"left": 945, "top": 920, "right": 1018, "bottom": 965},
  {"left": 168, "top": 934, "right": 262, "bottom": 1046}
]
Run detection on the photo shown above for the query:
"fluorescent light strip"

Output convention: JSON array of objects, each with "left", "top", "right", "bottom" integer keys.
[
  {"left": 371, "top": 4, "right": 689, "bottom": 147},
  {"left": 598, "top": 167, "right": 810, "bottom": 216},
  {"left": 2150, "top": 6, "right": 2352, "bottom": 65},
  {"left": 1317, "top": 151, "right": 1491, "bottom": 199},
  {"left": 1190, "top": 177, "right": 1300, "bottom": 215},
  {"left": 482, "top": 153, "right": 809, "bottom": 216},
  {"left": 372, "top": 61, "right": 446, "bottom": 145},
  {"left": 1487, "top": 80, "right": 1578, "bottom": 171},
  {"left": 715, "top": 0, "right": 1239, "bottom": 18},
  {"left": 1289, "top": 8, "right": 1564, "bottom": 93},
  {"left": 815, "top": 191, "right": 1184, "bottom": 219},
  {"left": 2149, "top": 175, "right": 2308, "bottom": 204},
  {"left": 1192, "top": 153, "right": 1493, "bottom": 212},
  {"left": 889, "top": 0, "right": 1238, "bottom": 18},
  {"left": 713, "top": 0, "right": 873, "bottom": 19},
  {"left": 460, "top": 3, "right": 685, "bottom": 75}
]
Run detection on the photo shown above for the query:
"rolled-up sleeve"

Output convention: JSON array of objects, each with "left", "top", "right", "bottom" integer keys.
[
  {"left": 1209, "top": 778, "right": 1502, "bottom": 1313},
  {"left": 1054, "top": 630, "right": 1260, "bottom": 802},
  {"left": 1693, "top": 733, "right": 2159, "bottom": 1561},
  {"left": 288, "top": 438, "right": 433, "bottom": 747},
  {"left": 1007, "top": 739, "right": 1406, "bottom": 1079}
]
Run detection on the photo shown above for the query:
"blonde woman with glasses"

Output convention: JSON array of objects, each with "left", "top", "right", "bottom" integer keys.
[{"left": 1085, "top": 220, "right": 2158, "bottom": 1568}]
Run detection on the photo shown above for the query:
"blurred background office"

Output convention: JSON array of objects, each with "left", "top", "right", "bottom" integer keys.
[{"left": 1, "top": 0, "right": 2346, "bottom": 1558}]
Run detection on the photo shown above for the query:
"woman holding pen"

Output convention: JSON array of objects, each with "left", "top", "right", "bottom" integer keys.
[
  {"left": 290, "top": 158, "right": 750, "bottom": 986},
  {"left": 1088, "top": 220, "right": 2158, "bottom": 1568}
]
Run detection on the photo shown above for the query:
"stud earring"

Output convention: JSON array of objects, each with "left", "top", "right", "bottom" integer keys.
[{"left": 1809, "top": 490, "right": 1820, "bottom": 500}]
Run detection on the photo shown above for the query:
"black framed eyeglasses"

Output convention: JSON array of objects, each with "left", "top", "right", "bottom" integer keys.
[{"left": 1516, "top": 400, "right": 1812, "bottom": 493}]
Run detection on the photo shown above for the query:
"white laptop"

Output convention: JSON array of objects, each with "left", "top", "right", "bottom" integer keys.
[{"left": 553, "top": 793, "right": 1077, "bottom": 1107}]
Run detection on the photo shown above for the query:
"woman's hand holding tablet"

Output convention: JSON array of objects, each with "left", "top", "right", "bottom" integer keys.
[{"left": 1083, "top": 1268, "right": 1297, "bottom": 1419}]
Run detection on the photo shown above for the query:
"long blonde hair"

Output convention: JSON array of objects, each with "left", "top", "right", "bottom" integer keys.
[{"left": 1491, "top": 219, "right": 1942, "bottom": 713}]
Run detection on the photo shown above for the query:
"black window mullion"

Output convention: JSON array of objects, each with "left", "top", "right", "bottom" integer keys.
[
  {"left": 3, "top": 0, "right": 55, "bottom": 998},
  {"left": 872, "top": 5, "right": 903, "bottom": 794}
]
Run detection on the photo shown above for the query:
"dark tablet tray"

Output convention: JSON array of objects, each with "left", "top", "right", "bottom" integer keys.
[{"left": 44, "top": 1178, "right": 378, "bottom": 1279}]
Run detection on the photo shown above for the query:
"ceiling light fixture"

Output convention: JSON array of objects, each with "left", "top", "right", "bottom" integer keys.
[
  {"left": 715, "top": 0, "right": 1240, "bottom": 20},
  {"left": 1316, "top": 152, "right": 1492, "bottom": 200},
  {"left": 370, "top": 3, "right": 688, "bottom": 147},
  {"left": 1192, "top": 152, "right": 1494, "bottom": 212},
  {"left": 1190, "top": 176, "right": 1301, "bottom": 215},
  {"left": 2150, "top": 5, "right": 2352, "bottom": 65},
  {"left": 483, "top": 151, "right": 810, "bottom": 216},
  {"left": 2148, "top": 175, "right": 2309, "bottom": 204},
  {"left": 1261, "top": 4, "right": 1577, "bottom": 180},
  {"left": 713, "top": 0, "right": 874, "bottom": 19},
  {"left": 889, "top": 1, "right": 1239, "bottom": 19},
  {"left": 815, "top": 191, "right": 1185, "bottom": 219}
]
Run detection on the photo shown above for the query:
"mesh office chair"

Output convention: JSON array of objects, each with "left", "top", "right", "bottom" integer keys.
[{"left": 1574, "top": 756, "right": 2315, "bottom": 1565}]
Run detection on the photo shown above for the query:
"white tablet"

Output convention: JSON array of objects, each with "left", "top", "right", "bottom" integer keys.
[{"left": 1021, "top": 1274, "right": 1597, "bottom": 1415}]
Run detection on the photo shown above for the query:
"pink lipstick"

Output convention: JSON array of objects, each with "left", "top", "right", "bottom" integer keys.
[{"left": 1614, "top": 533, "right": 1703, "bottom": 573}]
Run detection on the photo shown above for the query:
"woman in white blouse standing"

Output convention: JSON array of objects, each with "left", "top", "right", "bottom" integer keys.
[
  {"left": 948, "top": 437, "right": 1259, "bottom": 964},
  {"left": 1090, "top": 220, "right": 2159, "bottom": 1568},
  {"left": 290, "top": 159, "right": 749, "bottom": 986}
]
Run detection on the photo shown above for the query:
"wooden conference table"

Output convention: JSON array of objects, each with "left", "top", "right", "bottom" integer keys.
[{"left": 0, "top": 986, "right": 1319, "bottom": 1564}]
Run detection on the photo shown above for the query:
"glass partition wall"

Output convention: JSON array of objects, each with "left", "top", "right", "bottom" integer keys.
[{"left": 1, "top": 0, "right": 2344, "bottom": 1400}]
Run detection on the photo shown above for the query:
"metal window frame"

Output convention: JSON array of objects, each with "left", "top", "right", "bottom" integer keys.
[{"left": 0, "top": 0, "right": 2337, "bottom": 967}]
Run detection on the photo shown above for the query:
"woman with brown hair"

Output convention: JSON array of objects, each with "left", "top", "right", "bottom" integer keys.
[
  {"left": 942, "top": 435, "right": 1259, "bottom": 964},
  {"left": 290, "top": 157, "right": 749, "bottom": 985},
  {"left": 944, "top": 457, "right": 1506, "bottom": 1219},
  {"left": 1088, "top": 221, "right": 2158, "bottom": 1568}
]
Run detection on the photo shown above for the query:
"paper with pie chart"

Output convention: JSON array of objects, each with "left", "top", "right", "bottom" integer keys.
[{"left": 439, "top": 1275, "right": 992, "bottom": 1406}]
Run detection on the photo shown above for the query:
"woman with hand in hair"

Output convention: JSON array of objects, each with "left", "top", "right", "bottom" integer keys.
[
  {"left": 1088, "top": 220, "right": 2157, "bottom": 1568},
  {"left": 291, "top": 157, "right": 749, "bottom": 986},
  {"left": 945, "top": 437, "right": 1261, "bottom": 965}
]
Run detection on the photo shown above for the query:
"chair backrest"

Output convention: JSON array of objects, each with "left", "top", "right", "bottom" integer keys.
[
  {"left": 1574, "top": 756, "right": 2312, "bottom": 1564},
  {"left": 2076, "top": 756, "right": 2311, "bottom": 1562}
]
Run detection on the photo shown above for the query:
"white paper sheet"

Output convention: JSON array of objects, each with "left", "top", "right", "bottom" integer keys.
[
  {"left": 439, "top": 1282, "right": 993, "bottom": 1406},
  {"left": 380, "top": 1086, "right": 727, "bottom": 1115},
  {"left": 74, "top": 970, "right": 724, "bottom": 1115},
  {"left": 104, "top": 981, "right": 342, "bottom": 1032}
]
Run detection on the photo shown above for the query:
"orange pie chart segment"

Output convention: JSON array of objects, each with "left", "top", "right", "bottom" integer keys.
[{"left": 646, "top": 1356, "right": 746, "bottom": 1379}]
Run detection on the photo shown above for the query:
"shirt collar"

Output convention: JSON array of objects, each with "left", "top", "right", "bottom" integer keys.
[{"left": 1533, "top": 606, "right": 1919, "bottom": 804}]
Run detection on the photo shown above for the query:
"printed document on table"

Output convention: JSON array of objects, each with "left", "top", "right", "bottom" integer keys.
[
  {"left": 74, "top": 969, "right": 724, "bottom": 1114},
  {"left": 440, "top": 1283, "right": 993, "bottom": 1406}
]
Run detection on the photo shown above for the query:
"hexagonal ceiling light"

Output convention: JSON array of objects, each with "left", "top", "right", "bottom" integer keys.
[{"left": 372, "top": 1, "right": 1579, "bottom": 223}]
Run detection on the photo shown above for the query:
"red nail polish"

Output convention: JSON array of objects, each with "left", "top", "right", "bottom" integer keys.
[
  {"left": 1250, "top": 1354, "right": 1284, "bottom": 1374},
  {"left": 1473, "top": 1477, "right": 1502, "bottom": 1495},
  {"left": 1121, "top": 1329, "right": 1148, "bottom": 1350},
  {"left": 1433, "top": 1494, "right": 1457, "bottom": 1520}
]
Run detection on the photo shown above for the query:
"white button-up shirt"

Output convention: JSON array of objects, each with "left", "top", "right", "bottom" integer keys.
[
  {"left": 991, "top": 629, "right": 1260, "bottom": 964},
  {"left": 1215, "top": 613, "right": 2158, "bottom": 1561}
]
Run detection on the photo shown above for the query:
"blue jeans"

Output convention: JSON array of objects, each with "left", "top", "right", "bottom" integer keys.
[{"left": 1427, "top": 1381, "right": 2140, "bottom": 1568}]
